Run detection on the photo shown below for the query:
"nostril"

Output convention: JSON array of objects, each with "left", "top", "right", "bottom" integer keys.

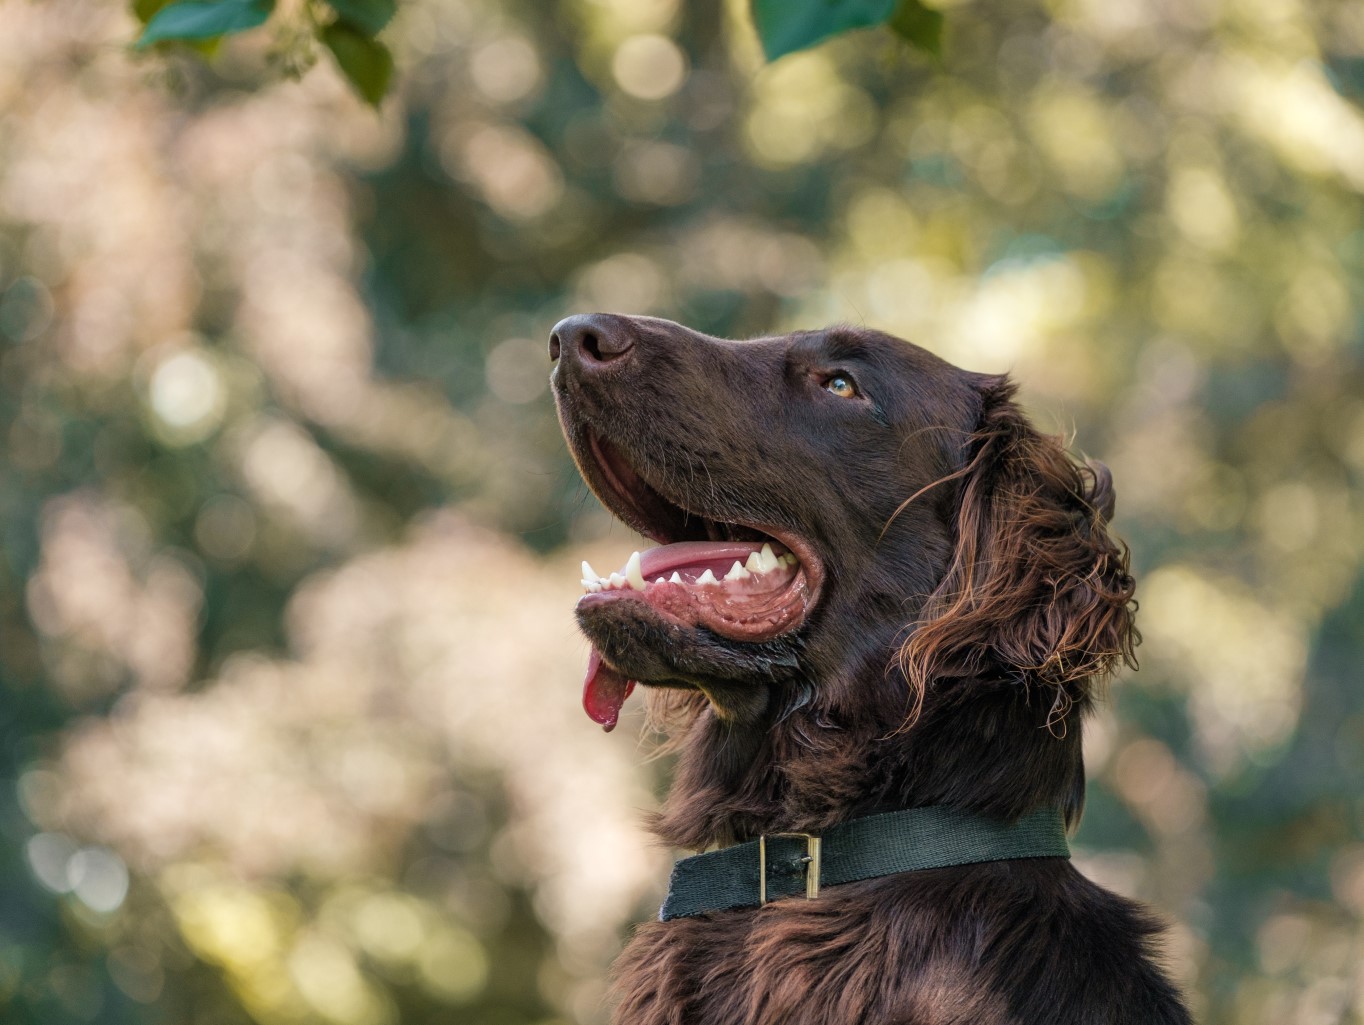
[
  {"left": 548, "top": 313, "right": 636, "bottom": 368},
  {"left": 582, "top": 331, "right": 604, "bottom": 362},
  {"left": 580, "top": 327, "right": 633, "bottom": 364}
]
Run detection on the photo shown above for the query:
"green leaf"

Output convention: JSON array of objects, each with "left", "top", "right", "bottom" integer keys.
[
  {"left": 751, "top": 0, "right": 899, "bottom": 62},
  {"left": 133, "top": 0, "right": 172, "bottom": 25},
  {"left": 323, "top": 22, "right": 393, "bottom": 106},
  {"left": 324, "top": 0, "right": 396, "bottom": 36},
  {"left": 887, "top": 0, "right": 944, "bottom": 58},
  {"left": 136, "top": 0, "right": 274, "bottom": 47}
]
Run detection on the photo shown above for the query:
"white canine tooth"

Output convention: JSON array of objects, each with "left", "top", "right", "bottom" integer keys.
[
  {"left": 582, "top": 560, "right": 600, "bottom": 582},
  {"left": 655, "top": 577, "right": 666, "bottom": 585},
  {"left": 696, "top": 568, "right": 719, "bottom": 586},
  {"left": 724, "top": 560, "right": 750, "bottom": 581},
  {"left": 609, "top": 572, "right": 627, "bottom": 590},
  {"left": 759, "top": 543, "right": 779, "bottom": 572},
  {"left": 745, "top": 551, "right": 764, "bottom": 573},
  {"left": 669, "top": 571, "right": 683, "bottom": 584},
  {"left": 581, "top": 578, "right": 594, "bottom": 591},
  {"left": 624, "top": 550, "right": 646, "bottom": 590}
]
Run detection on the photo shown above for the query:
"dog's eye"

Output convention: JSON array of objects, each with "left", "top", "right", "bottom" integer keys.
[{"left": 824, "top": 375, "right": 857, "bottom": 399}]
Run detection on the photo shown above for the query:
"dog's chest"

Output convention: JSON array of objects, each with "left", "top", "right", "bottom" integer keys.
[{"left": 608, "top": 880, "right": 1019, "bottom": 1025}]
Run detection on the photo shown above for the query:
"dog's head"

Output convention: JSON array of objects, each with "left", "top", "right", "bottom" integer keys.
[{"left": 550, "top": 314, "right": 1135, "bottom": 739}]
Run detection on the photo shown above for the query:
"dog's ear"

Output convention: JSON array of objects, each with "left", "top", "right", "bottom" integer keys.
[{"left": 899, "top": 375, "right": 1137, "bottom": 728}]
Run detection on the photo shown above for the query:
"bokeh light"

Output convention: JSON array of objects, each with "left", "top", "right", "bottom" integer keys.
[{"left": 0, "top": 0, "right": 1362, "bottom": 1023}]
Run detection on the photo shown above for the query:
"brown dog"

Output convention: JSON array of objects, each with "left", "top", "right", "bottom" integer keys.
[{"left": 550, "top": 314, "right": 1190, "bottom": 1025}]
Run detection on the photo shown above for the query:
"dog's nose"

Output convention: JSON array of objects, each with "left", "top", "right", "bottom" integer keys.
[{"left": 549, "top": 314, "right": 636, "bottom": 367}]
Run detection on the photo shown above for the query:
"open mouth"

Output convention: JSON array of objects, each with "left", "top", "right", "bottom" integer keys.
[{"left": 573, "top": 432, "right": 823, "bottom": 731}]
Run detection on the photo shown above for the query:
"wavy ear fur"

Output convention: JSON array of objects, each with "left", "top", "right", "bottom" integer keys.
[{"left": 900, "top": 376, "right": 1137, "bottom": 727}]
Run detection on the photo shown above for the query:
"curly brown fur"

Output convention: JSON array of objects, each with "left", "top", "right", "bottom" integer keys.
[
  {"left": 614, "top": 864, "right": 1183, "bottom": 1025},
  {"left": 549, "top": 314, "right": 1190, "bottom": 1025},
  {"left": 898, "top": 376, "right": 1139, "bottom": 736}
]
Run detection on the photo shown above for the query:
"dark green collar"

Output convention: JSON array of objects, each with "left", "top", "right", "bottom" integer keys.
[{"left": 659, "top": 806, "right": 1070, "bottom": 921}]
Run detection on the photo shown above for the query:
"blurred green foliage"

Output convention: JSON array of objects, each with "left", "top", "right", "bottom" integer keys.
[
  {"left": 749, "top": 0, "right": 942, "bottom": 60},
  {"left": 2, "top": 0, "right": 1364, "bottom": 1023},
  {"left": 135, "top": 0, "right": 397, "bottom": 105},
  {"left": 130, "top": 0, "right": 941, "bottom": 103}
]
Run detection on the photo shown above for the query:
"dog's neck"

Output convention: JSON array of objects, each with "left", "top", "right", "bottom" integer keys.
[
  {"left": 651, "top": 672, "right": 1088, "bottom": 851},
  {"left": 645, "top": 503, "right": 1100, "bottom": 852}
]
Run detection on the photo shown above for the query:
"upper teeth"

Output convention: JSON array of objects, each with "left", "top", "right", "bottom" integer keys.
[
  {"left": 624, "top": 550, "right": 647, "bottom": 590},
  {"left": 580, "top": 547, "right": 798, "bottom": 594}
]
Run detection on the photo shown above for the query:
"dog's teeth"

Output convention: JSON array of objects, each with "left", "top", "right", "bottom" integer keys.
[
  {"left": 696, "top": 569, "right": 719, "bottom": 586},
  {"left": 655, "top": 577, "right": 665, "bottom": 585},
  {"left": 581, "top": 578, "right": 594, "bottom": 591},
  {"left": 745, "top": 551, "right": 763, "bottom": 573},
  {"left": 758, "top": 543, "right": 779, "bottom": 572},
  {"left": 609, "top": 572, "right": 627, "bottom": 590},
  {"left": 582, "top": 560, "right": 600, "bottom": 583},
  {"left": 724, "top": 560, "right": 750, "bottom": 581},
  {"left": 780, "top": 553, "right": 797, "bottom": 567},
  {"left": 624, "top": 550, "right": 646, "bottom": 590},
  {"left": 669, "top": 571, "right": 683, "bottom": 584}
]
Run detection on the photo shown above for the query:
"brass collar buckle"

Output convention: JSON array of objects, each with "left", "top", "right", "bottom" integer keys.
[{"left": 758, "top": 832, "right": 823, "bottom": 905}]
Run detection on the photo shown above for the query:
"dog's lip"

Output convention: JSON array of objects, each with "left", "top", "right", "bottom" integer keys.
[
  {"left": 583, "top": 431, "right": 693, "bottom": 545},
  {"left": 575, "top": 531, "right": 819, "bottom": 731},
  {"left": 578, "top": 429, "right": 818, "bottom": 559},
  {"left": 572, "top": 429, "right": 826, "bottom": 629},
  {"left": 568, "top": 423, "right": 826, "bottom": 649}
]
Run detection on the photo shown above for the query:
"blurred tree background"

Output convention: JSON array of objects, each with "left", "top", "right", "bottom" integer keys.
[{"left": 1, "top": 0, "right": 1363, "bottom": 1022}]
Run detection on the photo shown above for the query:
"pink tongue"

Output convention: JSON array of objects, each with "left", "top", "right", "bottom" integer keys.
[{"left": 582, "top": 648, "right": 637, "bottom": 733}]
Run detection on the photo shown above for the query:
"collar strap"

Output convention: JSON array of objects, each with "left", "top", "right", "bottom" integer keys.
[{"left": 659, "top": 806, "right": 1070, "bottom": 921}]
